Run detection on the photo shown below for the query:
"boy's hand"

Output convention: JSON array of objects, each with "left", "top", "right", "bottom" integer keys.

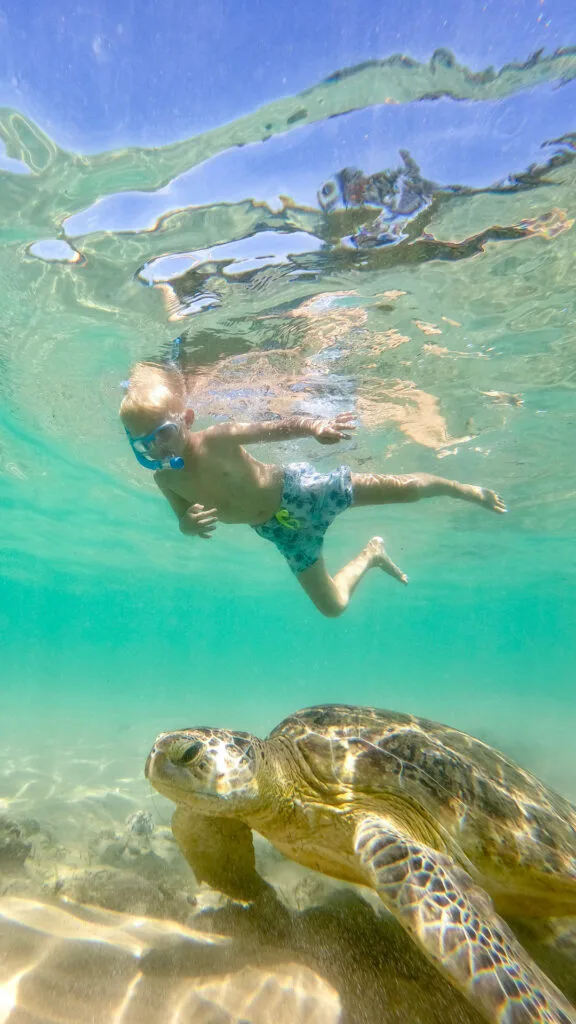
[
  {"left": 179, "top": 504, "right": 218, "bottom": 539},
  {"left": 312, "top": 413, "right": 357, "bottom": 445}
]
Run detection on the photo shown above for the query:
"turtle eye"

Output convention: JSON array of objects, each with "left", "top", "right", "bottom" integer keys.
[{"left": 180, "top": 740, "right": 204, "bottom": 765}]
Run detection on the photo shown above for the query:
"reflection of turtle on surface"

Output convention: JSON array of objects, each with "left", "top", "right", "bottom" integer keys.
[
  {"left": 318, "top": 150, "right": 439, "bottom": 215},
  {"left": 318, "top": 149, "right": 469, "bottom": 247},
  {"left": 146, "top": 704, "right": 576, "bottom": 1024}
]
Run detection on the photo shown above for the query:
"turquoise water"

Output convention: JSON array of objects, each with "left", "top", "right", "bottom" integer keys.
[
  {"left": 0, "top": 44, "right": 576, "bottom": 950},
  {"left": 1, "top": 52, "right": 575, "bottom": 782}
]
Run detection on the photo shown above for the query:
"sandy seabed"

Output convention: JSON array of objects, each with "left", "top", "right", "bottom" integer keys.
[{"left": 0, "top": 720, "right": 575, "bottom": 1024}]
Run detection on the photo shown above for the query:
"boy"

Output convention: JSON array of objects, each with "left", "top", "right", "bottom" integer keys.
[{"left": 120, "top": 361, "right": 506, "bottom": 617}]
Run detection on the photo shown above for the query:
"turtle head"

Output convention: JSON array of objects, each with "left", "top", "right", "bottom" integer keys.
[{"left": 145, "top": 727, "right": 260, "bottom": 812}]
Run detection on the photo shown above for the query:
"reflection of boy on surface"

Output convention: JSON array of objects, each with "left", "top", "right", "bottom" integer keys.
[{"left": 120, "top": 362, "right": 506, "bottom": 618}]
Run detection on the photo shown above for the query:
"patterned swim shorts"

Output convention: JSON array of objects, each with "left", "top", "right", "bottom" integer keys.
[{"left": 252, "top": 462, "right": 354, "bottom": 574}]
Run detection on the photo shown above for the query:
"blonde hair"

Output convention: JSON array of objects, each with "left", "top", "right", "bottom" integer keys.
[{"left": 119, "top": 361, "right": 188, "bottom": 421}]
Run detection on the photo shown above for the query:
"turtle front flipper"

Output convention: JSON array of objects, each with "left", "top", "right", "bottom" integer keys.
[
  {"left": 172, "top": 806, "right": 278, "bottom": 907},
  {"left": 355, "top": 815, "right": 576, "bottom": 1024}
]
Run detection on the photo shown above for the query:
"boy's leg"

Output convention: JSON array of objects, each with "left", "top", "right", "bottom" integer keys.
[
  {"left": 350, "top": 472, "right": 506, "bottom": 512},
  {"left": 296, "top": 539, "right": 407, "bottom": 618}
]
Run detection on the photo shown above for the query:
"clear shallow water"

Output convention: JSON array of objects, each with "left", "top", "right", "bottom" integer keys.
[
  {"left": 0, "top": 39, "right": 575, "bottom": 1023},
  {"left": 0, "top": 41, "right": 575, "bottom": 939}
]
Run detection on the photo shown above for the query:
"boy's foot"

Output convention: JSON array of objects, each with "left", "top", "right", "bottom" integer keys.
[
  {"left": 458, "top": 485, "right": 507, "bottom": 514},
  {"left": 367, "top": 536, "right": 408, "bottom": 585}
]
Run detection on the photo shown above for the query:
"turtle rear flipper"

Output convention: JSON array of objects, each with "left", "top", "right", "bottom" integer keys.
[{"left": 355, "top": 815, "right": 576, "bottom": 1024}]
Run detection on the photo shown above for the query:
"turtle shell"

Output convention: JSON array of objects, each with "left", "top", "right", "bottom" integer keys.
[{"left": 268, "top": 704, "right": 576, "bottom": 895}]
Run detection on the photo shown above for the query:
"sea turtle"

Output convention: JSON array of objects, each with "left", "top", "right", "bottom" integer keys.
[{"left": 145, "top": 704, "right": 576, "bottom": 1023}]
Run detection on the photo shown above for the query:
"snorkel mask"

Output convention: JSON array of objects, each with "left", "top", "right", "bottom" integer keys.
[{"left": 125, "top": 420, "right": 185, "bottom": 471}]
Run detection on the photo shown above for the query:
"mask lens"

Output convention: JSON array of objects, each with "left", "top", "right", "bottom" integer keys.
[
  {"left": 132, "top": 422, "right": 178, "bottom": 452},
  {"left": 125, "top": 420, "right": 181, "bottom": 471},
  {"left": 154, "top": 423, "right": 178, "bottom": 448}
]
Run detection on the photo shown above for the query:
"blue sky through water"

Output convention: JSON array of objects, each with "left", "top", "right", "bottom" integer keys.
[
  {"left": 1, "top": 0, "right": 573, "bottom": 271},
  {"left": 0, "top": 0, "right": 573, "bottom": 152}
]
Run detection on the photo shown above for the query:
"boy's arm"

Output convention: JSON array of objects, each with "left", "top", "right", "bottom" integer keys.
[
  {"left": 153, "top": 473, "right": 217, "bottom": 539},
  {"left": 153, "top": 472, "right": 190, "bottom": 519},
  {"left": 211, "top": 412, "right": 356, "bottom": 446}
]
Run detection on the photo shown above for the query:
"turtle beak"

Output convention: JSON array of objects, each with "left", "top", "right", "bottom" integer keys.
[
  {"left": 145, "top": 744, "right": 165, "bottom": 780},
  {"left": 145, "top": 734, "right": 191, "bottom": 789},
  {"left": 146, "top": 730, "right": 180, "bottom": 781}
]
